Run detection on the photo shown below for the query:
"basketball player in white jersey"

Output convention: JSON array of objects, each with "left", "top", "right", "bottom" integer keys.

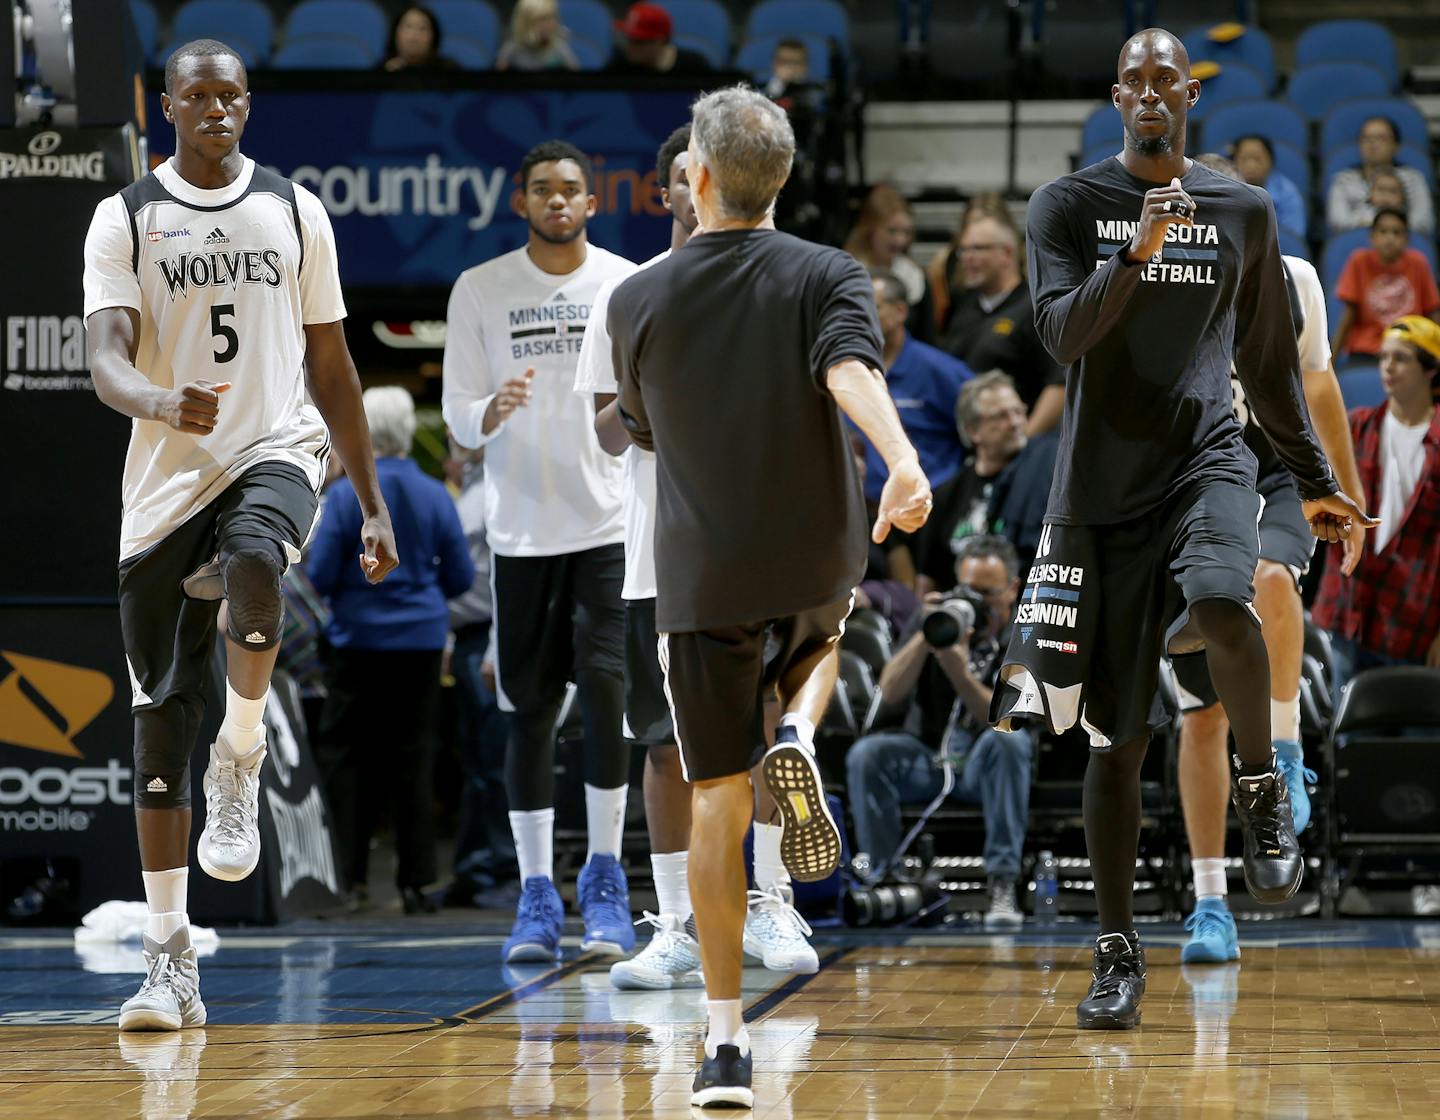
[
  {"left": 443, "top": 141, "right": 635, "bottom": 963},
  {"left": 83, "top": 40, "right": 396, "bottom": 1031}
]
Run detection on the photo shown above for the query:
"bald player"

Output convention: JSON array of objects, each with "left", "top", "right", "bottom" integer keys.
[{"left": 990, "top": 29, "right": 1372, "bottom": 1030}]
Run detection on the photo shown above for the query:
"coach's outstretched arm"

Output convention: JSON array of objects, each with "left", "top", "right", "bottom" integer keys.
[{"left": 304, "top": 321, "right": 399, "bottom": 583}]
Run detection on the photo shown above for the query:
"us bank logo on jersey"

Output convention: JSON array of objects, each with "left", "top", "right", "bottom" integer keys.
[
  {"left": 146, "top": 228, "right": 191, "bottom": 243},
  {"left": 1094, "top": 218, "right": 1220, "bottom": 285}
]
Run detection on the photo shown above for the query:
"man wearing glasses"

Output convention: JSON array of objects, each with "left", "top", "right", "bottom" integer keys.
[{"left": 845, "top": 534, "right": 1032, "bottom": 929}]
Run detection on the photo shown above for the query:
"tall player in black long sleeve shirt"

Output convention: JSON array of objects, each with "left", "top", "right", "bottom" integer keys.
[{"left": 990, "top": 30, "right": 1373, "bottom": 1031}]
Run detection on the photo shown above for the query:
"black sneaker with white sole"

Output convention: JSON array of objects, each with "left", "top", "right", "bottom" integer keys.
[
  {"left": 691, "top": 1044, "right": 754, "bottom": 1109},
  {"left": 761, "top": 728, "right": 841, "bottom": 883},
  {"left": 1076, "top": 931, "right": 1146, "bottom": 1030},
  {"left": 1231, "top": 755, "right": 1304, "bottom": 904}
]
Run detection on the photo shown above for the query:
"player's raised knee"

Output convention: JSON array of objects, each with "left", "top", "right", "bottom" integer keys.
[{"left": 221, "top": 545, "right": 285, "bottom": 649}]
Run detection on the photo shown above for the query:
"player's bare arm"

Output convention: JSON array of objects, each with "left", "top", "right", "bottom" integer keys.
[
  {"left": 1301, "top": 364, "right": 1368, "bottom": 571},
  {"left": 590, "top": 392, "right": 630, "bottom": 456},
  {"left": 88, "top": 306, "right": 231, "bottom": 435},
  {"left": 302, "top": 320, "right": 398, "bottom": 583},
  {"left": 482, "top": 367, "right": 535, "bottom": 434}
]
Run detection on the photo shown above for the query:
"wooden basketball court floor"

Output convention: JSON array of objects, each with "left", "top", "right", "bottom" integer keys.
[{"left": 4, "top": 919, "right": 1440, "bottom": 1118}]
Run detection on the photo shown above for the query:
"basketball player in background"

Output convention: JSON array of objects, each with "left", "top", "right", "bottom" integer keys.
[{"left": 84, "top": 40, "right": 396, "bottom": 1031}]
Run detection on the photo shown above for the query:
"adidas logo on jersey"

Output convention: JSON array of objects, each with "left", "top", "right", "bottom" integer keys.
[
  {"left": 204, "top": 226, "right": 230, "bottom": 246},
  {"left": 146, "top": 776, "right": 168, "bottom": 793}
]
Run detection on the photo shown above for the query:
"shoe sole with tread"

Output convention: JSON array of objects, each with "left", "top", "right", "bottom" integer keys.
[{"left": 761, "top": 744, "right": 841, "bottom": 883}]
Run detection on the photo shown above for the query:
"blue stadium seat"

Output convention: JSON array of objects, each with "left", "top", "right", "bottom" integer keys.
[
  {"left": 1278, "top": 227, "right": 1310, "bottom": 262},
  {"left": 1189, "top": 61, "right": 1266, "bottom": 121},
  {"left": 558, "top": 0, "right": 614, "bottom": 63},
  {"left": 1295, "top": 19, "right": 1399, "bottom": 91},
  {"left": 159, "top": 34, "right": 264, "bottom": 68},
  {"left": 428, "top": 0, "right": 501, "bottom": 54},
  {"left": 568, "top": 35, "right": 608, "bottom": 70},
  {"left": 1337, "top": 366, "right": 1385, "bottom": 409},
  {"left": 745, "top": 0, "right": 848, "bottom": 53},
  {"left": 1322, "top": 228, "right": 1438, "bottom": 297},
  {"left": 660, "top": 0, "right": 731, "bottom": 68},
  {"left": 1182, "top": 24, "right": 1275, "bottom": 92},
  {"left": 736, "top": 34, "right": 829, "bottom": 82},
  {"left": 443, "top": 35, "right": 495, "bottom": 68},
  {"left": 1079, "top": 143, "right": 1118, "bottom": 170},
  {"left": 1322, "top": 98, "right": 1430, "bottom": 162},
  {"left": 173, "top": 0, "right": 274, "bottom": 63},
  {"left": 1285, "top": 62, "right": 1391, "bottom": 122},
  {"left": 129, "top": 0, "right": 161, "bottom": 62},
  {"left": 1269, "top": 139, "right": 1311, "bottom": 201},
  {"left": 1323, "top": 143, "right": 1437, "bottom": 193},
  {"left": 272, "top": 34, "right": 377, "bottom": 68},
  {"left": 284, "top": 0, "right": 387, "bottom": 59},
  {"left": 1080, "top": 103, "right": 1118, "bottom": 152},
  {"left": 1199, "top": 99, "right": 1306, "bottom": 152}
]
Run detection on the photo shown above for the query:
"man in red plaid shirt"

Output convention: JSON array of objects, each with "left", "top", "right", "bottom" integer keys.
[{"left": 1314, "top": 315, "right": 1440, "bottom": 681}]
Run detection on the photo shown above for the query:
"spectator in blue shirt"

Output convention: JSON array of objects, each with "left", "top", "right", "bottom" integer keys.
[
  {"left": 1232, "top": 135, "right": 1306, "bottom": 237},
  {"left": 856, "top": 271, "right": 972, "bottom": 504},
  {"left": 310, "top": 387, "right": 474, "bottom": 915}
]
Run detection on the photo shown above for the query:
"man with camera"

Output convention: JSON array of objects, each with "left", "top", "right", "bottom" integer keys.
[{"left": 845, "top": 536, "right": 1031, "bottom": 930}]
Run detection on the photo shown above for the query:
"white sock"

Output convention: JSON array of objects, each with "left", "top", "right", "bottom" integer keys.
[
  {"left": 142, "top": 867, "right": 189, "bottom": 941},
  {"left": 1271, "top": 694, "right": 1301, "bottom": 743},
  {"left": 1193, "top": 857, "right": 1228, "bottom": 901},
  {"left": 778, "top": 712, "right": 815, "bottom": 750},
  {"left": 584, "top": 783, "right": 627, "bottom": 861},
  {"left": 752, "top": 822, "right": 789, "bottom": 892},
  {"left": 705, "top": 998, "right": 751, "bottom": 1058},
  {"left": 217, "top": 680, "right": 267, "bottom": 761},
  {"left": 651, "top": 850, "right": 691, "bottom": 921},
  {"left": 509, "top": 808, "right": 555, "bottom": 882}
]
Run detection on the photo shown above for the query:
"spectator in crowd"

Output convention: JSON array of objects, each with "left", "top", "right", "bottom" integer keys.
[
  {"left": 1333, "top": 209, "right": 1440, "bottom": 360},
  {"left": 1327, "top": 116, "right": 1435, "bottom": 236},
  {"left": 854, "top": 270, "right": 971, "bottom": 506},
  {"left": 310, "top": 388, "right": 474, "bottom": 914},
  {"left": 607, "top": 3, "right": 712, "bottom": 76},
  {"left": 1369, "top": 168, "right": 1409, "bottom": 217},
  {"left": 940, "top": 214, "right": 1064, "bottom": 435},
  {"left": 1314, "top": 316, "right": 1440, "bottom": 682},
  {"left": 927, "top": 192, "right": 1013, "bottom": 335},
  {"left": 497, "top": 0, "right": 579, "bottom": 71},
  {"left": 846, "top": 535, "right": 1032, "bottom": 931},
  {"left": 768, "top": 36, "right": 810, "bottom": 89},
  {"left": 845, "top": 184, "right": 935, "bottom": 343},
  {"left": 382, "top": 5, "right": 458, "bottom": 72},
  {"left": 761, "top": 39, "right": 827, "bottom": 239},
  {"left": 1231, "top": 135, "right": 1306, "bottom": 237},
  {"left": 443, "top": 440, "right": 517, "bottom": 907},
  {"left": 912, "top": 372, "right": 1057, "bottom": 594}
]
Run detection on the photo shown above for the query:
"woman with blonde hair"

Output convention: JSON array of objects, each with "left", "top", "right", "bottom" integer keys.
[
  {"left": 844, "top": 184, "right": 935, "bottom": 343},
  {"left": 497, "top": 0, "right": 579, "bottom": 71}
]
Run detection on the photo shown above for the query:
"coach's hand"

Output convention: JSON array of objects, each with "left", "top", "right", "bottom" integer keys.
[
  {"left": 1126, "top": 178, "right": 1195, "bottom": 264},
  {"left": 483, "top": 368, "right": 535, "bottom": 434},
  {"left": 358, "top": 511, "right": 399, "bottom": 584},
  {"left": 1302, "top": 490, "right": 1379, "bottom": 544},
  {"left": 874, "top": 457, "right": 932, "bottom": 543},
  {"left": 158, "top": 380, "right": 230, "bottom": 435}
]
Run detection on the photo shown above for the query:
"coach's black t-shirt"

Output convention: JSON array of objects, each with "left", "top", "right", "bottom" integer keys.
[
  {"left": 1026, "top": 157, "right": 1335, "bottom": 525},
  {"left": 612, "top": 228, "right": 882, "bottom": 632},
  {"left": 941, "top": 284, "right": 1063, "bottom": 410},
  {"left": 913, "top": 464, "right": 997, "bottom": 591}
]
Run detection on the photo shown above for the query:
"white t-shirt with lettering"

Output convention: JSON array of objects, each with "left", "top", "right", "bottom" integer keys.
[
  {"left": 82, "top": 155, "right": 345, "bottom": 561},
  {"left": 442, "top": 244, "right": 632, "bottom": 557}
]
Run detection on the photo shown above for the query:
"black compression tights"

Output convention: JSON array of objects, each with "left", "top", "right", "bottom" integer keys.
[
  {"left": 1084, "top": 735, "right": 1150, "bottom": 934},
  {"left": 1188, "top": 597, "right": 1273, "bottom": 769},
  {"left": 503, "top": 665, "right": 629, "bottom": 811}
]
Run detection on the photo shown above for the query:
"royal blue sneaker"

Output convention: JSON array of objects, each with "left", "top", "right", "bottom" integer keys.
[
  {"left": 1274, "top": 740, "right": 1317, "bottom": 834},
  {"left": 502, "top": 877, "right": 564, "bottom": 963},
  {"left": 1181, "top": 897, "right": 1240, "bottom": 964},
  {"left": 577, "top": 854, "right": 635, "bottom": 956}
]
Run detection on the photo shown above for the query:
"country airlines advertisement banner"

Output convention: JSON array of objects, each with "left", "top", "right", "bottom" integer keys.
[{"left": 148, "top": 88, "right": 698, "bottom": 288}]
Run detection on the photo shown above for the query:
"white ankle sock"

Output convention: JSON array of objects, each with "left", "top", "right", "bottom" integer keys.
[
  {"left": 752, "top": 822, "right": 789, "bottom": 891},
  {"left": 1193, "top": 857, "right": 1228, "bottom": 900},
  {"left": 705, "top": 998, "right": 750, "bottom": 1058},
  {"left": 142, "top": 868, "right": 189, "bottom": 941},
  {"left": 509, "top": 808, "right": 555, "bottom": 882},
  {"left": 651, "top": 850, "right": 691, "bottom": 921},
  {"left": 217, "top": 680, "right": 267, "bottom": 760},
  {"left": 778, "top": 712, "right": 815, "bottom": 750},
  {"left": 584, "top": 783, "right": 627, "bottom": 860},
  {"left": 1271, "top": 694, "right": 1301, "bottom": 744}
]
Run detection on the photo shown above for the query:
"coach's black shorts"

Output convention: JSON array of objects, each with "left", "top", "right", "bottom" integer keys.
[
  {"left": 659, "top": 594, "right": 853, "bottom": 782},
  {"left": 119, "top": 462, "right": 317, "bottom": 808},
  {"left": 624, "top": 597, "right": 674, "bottom": 747},
  {"left": 993, "top": 480, "right": 1262, "bottom": 750}
]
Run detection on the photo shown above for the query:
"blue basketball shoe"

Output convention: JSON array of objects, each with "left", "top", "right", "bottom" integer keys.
[
  {"left": 1274, "top": 740, "right": 1317, "bottom": 834},
  {"left": 577, "top": 854, "right": 635, "bottom": 955},
  {"left": 1181, "top": 896, "right": 1240, "bottom": 963},
  {"left": 502, "top": 877, "right": 564, "bottom": 963}
]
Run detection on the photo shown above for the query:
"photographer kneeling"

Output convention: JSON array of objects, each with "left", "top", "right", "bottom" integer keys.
[{"left": 846, "top": 535, "right": 1032, "bottom": 930}]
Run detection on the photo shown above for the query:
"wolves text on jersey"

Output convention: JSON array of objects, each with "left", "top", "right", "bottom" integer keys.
[{"left": 155, "top": 248, "right": 284, "bottom": 301}]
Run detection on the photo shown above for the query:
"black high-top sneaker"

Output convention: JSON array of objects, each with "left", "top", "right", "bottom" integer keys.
[
  {"left": 1076, "top": 931, "right": 1147, "bottom": 1030},
  {"left": 692, "top": 1043, "right": 754, "bottom": 1109},
  {"left": 1231, "top": 753, "right": 1304, "bottom": 904}
]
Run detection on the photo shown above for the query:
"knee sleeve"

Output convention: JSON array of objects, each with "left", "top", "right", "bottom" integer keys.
[
  {"left": 1190, "top": 598, "right": 1258, "bottom": 650},
  {"left": 221, "top": 542, "right": 285, "bottom": 650},
  {"left": 133, "top": 695, "right": 202, "bottom": 809}
]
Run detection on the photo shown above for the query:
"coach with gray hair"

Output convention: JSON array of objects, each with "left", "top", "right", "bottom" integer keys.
[
  {"left": 308, "top": 386, "right": 475, "bottom": 915},
  {"left": 610, "top": 86, "right": 932, "bottom": 1109}
]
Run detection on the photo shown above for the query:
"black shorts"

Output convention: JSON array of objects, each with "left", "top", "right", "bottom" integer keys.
[
  {"left": 491, "top": 544, "right": 624, "bottom": 715},
  {"left": 659, "top": 594, "right": 853, "bottom": 782},
  {"left": 118, "top": 462, "right": 318, "bottom": 807},
  {"left": 993, "top": 480, "right": 1261, "bottom": 750},
  {"left": 624, "top": 598, "right": 674, "bottom": 747}
]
